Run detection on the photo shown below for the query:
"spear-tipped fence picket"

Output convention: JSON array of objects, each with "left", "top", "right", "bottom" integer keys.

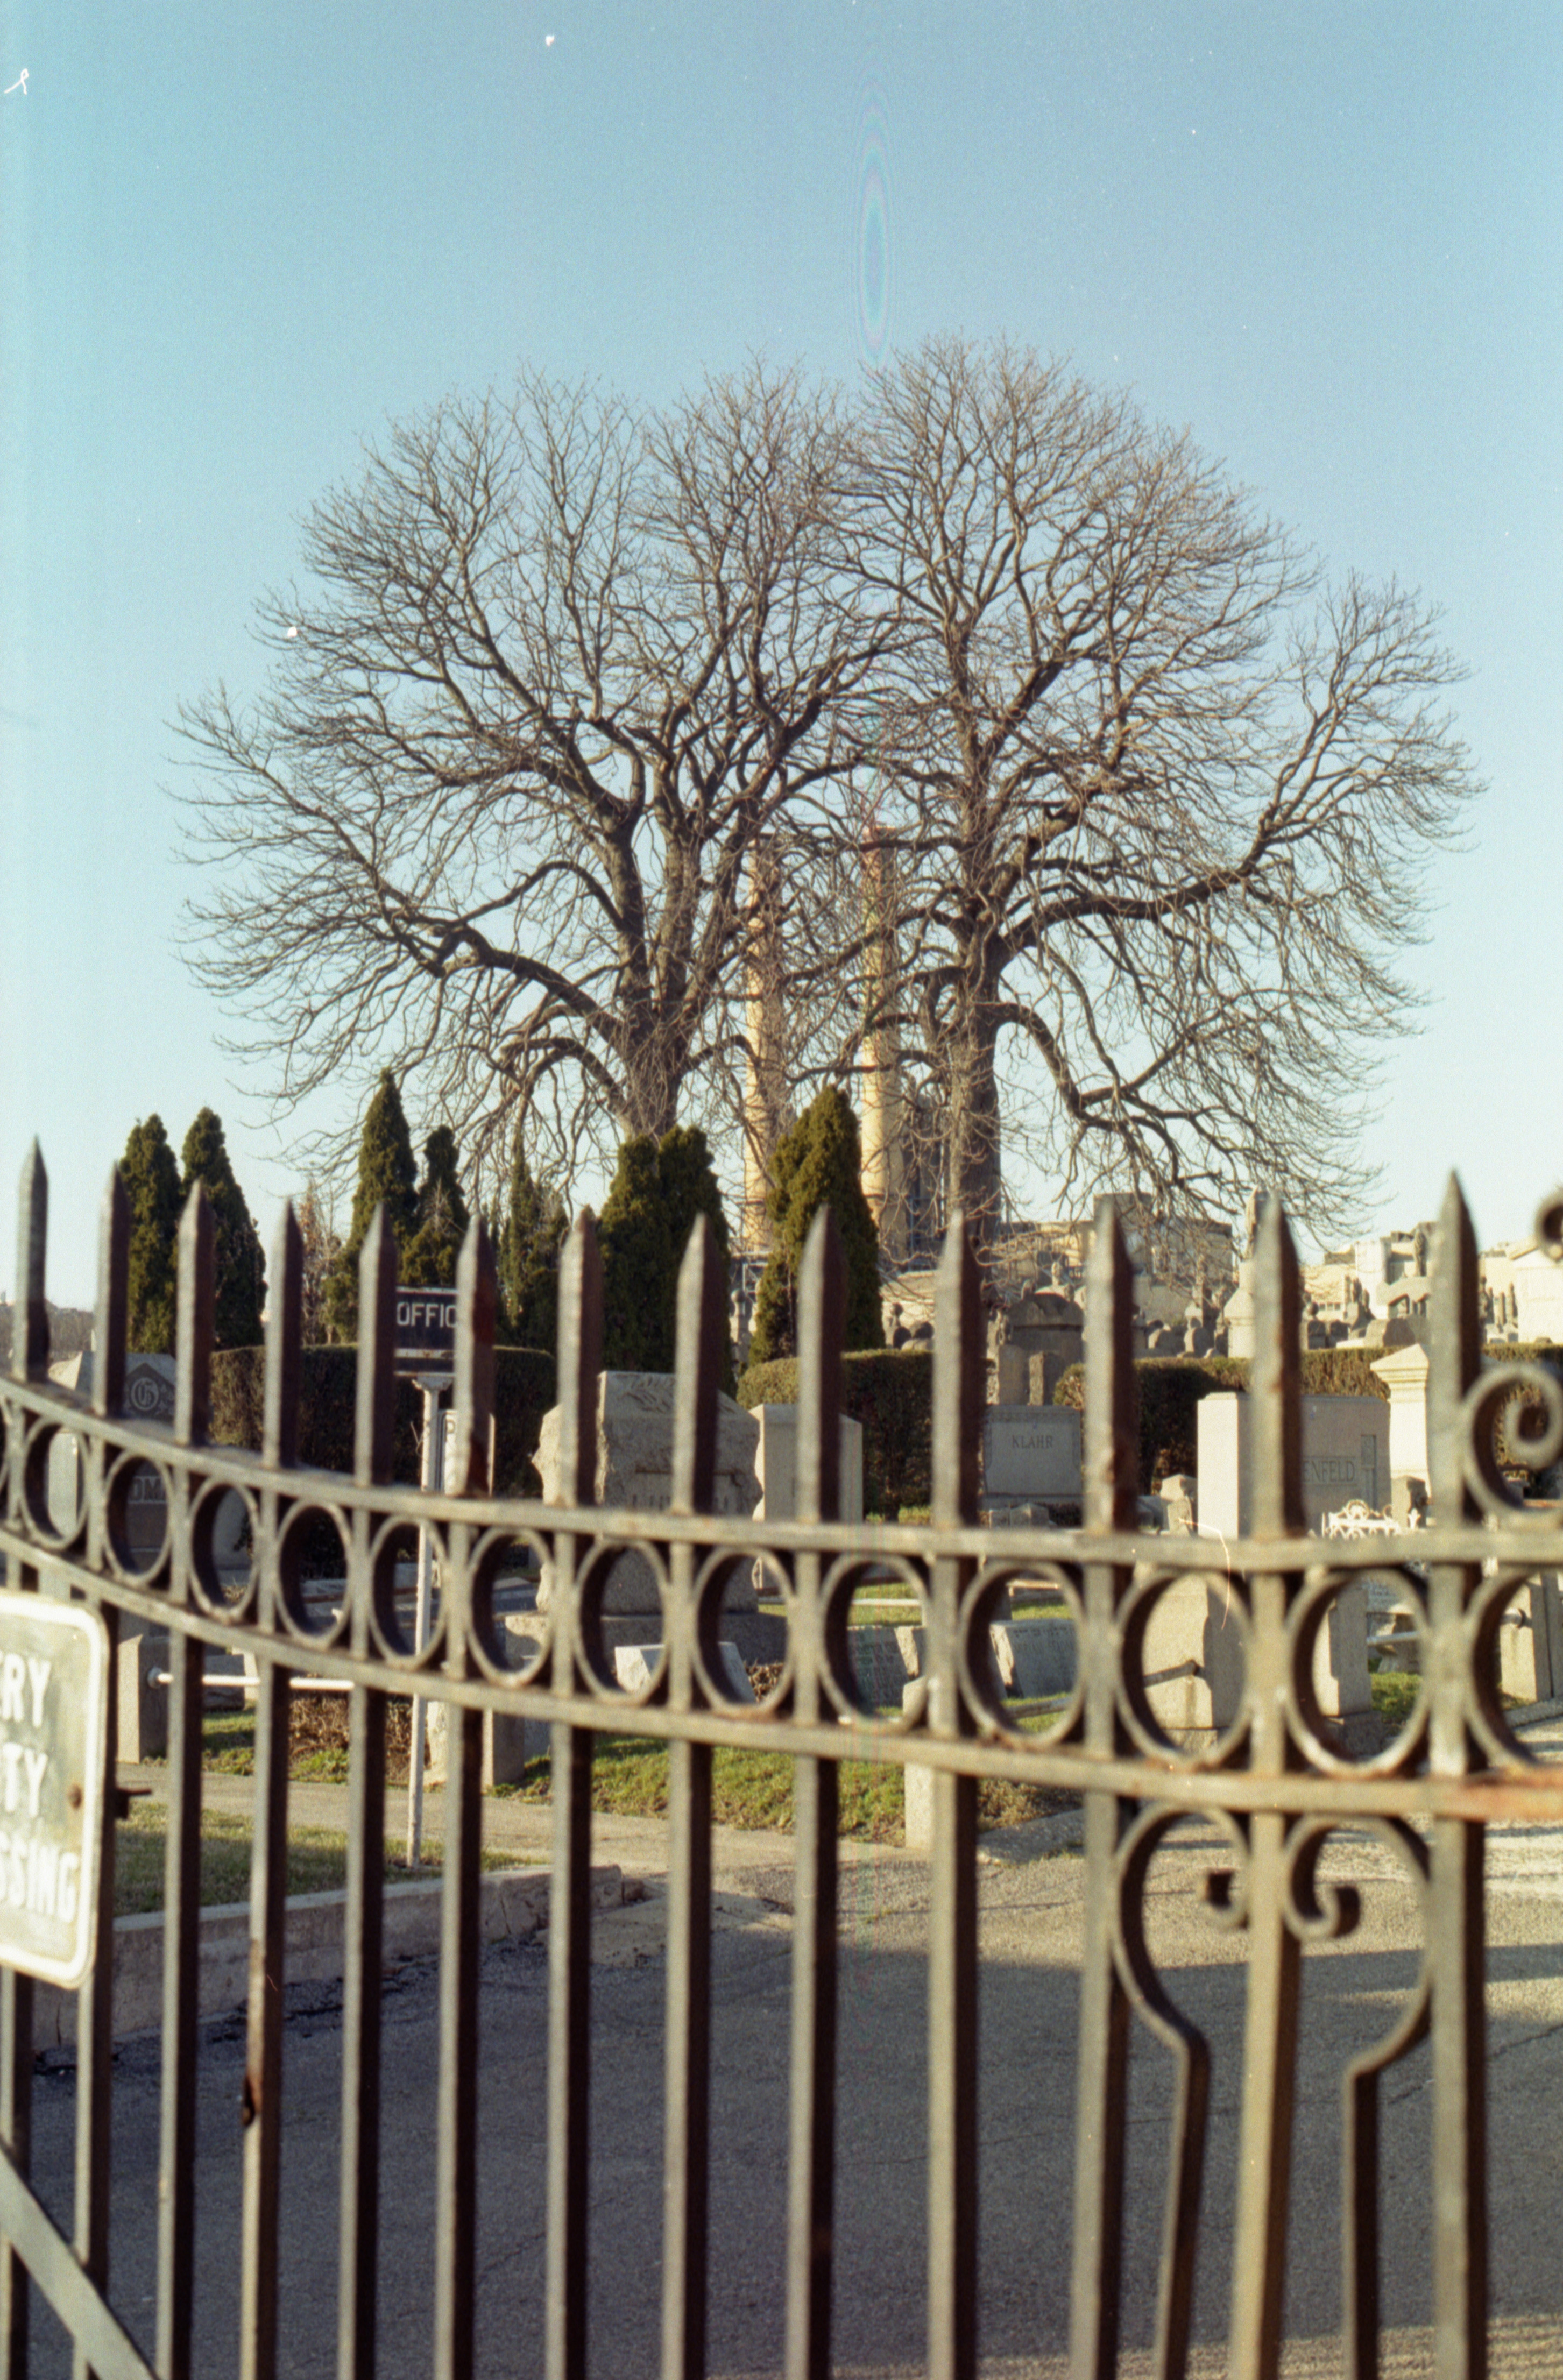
[{"left": 3, "top": 1145, "right": 1563, "bottom": 2378}]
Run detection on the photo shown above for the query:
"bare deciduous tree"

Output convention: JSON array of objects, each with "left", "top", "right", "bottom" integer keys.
[
  {"left": 178, "top": 363, "right": 883, "bottom": 1188},
  {"left": 852, "top": 336, "right": 1481, "bottom": 1251}
]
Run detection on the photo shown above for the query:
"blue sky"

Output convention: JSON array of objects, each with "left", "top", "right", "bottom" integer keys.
[{"left": 2, "top": 1, "right": 1559, "bottom": 1303}]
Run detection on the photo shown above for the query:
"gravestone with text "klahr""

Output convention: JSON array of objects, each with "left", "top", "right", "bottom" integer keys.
[{"left": 981, "top": 1406, "right": 1083, "bottom": 1516}]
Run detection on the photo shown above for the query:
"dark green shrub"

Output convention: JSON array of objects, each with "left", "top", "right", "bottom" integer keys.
[
  {"left": 121, "top": 1115, "right": 182, "bottom": 1355},
  {"left": 401, "top": 1125, "right": 470, "bottom": 1288},
  {"left": 598, "top": 1136, "right": 675, "bottom": 1372},
  {"left": 748, "top": 1089, "right": 884, "bottom": 1364},
  {"left": 739, "top": 1347, "right": 931, "bottom": 1516},
  {"left": 210, "top": 1345, "right": 556, "bottom": 1497},
  {"left": 1053, "top": 1349, "right": 1395, "bottom": 1489},
  {"left": 180, "top": 1108, "right": 266, "bottom": 1350},
  {"left": 656, "top": 1124, "right": 735, "bottom": 1392},
  {"left": 326, "top": 1072, "right": 421, "bottom": 1342},
  {"left": 498, "top": 1129, "right": 567, "bottom": 1353}
]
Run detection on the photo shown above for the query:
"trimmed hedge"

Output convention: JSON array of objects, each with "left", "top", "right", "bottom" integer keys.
[
  {"left": 738, "top": 1348, "right": 932, "bottom": 1518},
  {"left": 210, "top": 1345, "right": 557, "bottom": 1497},
  {"left": 1052, "top": 1351, "right": 1396, "bottom": 1492},
  {"left": 1053, "top": 1342, "right": 1563, "bottom": 1491}
]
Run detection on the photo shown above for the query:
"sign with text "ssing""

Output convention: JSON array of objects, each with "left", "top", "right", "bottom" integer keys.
[
  {"left": 395, "top": 1287, "right": 458, "bottom": 1376},
  {"left": 0, "top": 1592, "right": 109, "bottom": 1989}
]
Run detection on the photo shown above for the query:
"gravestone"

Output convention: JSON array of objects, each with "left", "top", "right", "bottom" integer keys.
[
  {"left": 1190, "top": 1392, "right": 1381, "bottom": 1739},
  {"left": 45, "top": 1352, "right": 251, "bottom": 1590},
  {"left": 613, "top": 1642, "right": 756, "bottom": 1703},
  {"left": 534, "top": 1372, "right": 761, "bottom": 1615},
  {"left": 980, "top": 1406, "right": 1083, "bottom": 1514},
  {"left": 753, "top": 1406, "right": 864, "bottom": 1525},
  {"left": 1137, "top": 1568, "right": 1370, "bottom": 1740},
  {"left": 1196, "top": 1392, "right": 1389, "bottom": 1536},
  {"left": 1496, "top": 1574, "right": 1563, "bottom": 1705}
]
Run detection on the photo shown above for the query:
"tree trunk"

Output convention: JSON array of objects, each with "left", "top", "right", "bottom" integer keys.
[{"left": 945, "top": 1007, "right": 1003, "bottom": 1258}]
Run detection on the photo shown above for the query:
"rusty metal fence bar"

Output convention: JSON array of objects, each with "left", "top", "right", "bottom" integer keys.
[{"left": 4, "top": 1142, "right": 1563, "bottom": 2377}]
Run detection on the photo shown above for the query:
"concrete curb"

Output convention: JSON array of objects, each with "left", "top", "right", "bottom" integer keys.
[{"left": 34, "top": 1864, "right": 629, "bottom": 2048}]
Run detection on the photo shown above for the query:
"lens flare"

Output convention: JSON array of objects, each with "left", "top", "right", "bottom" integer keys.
[{"left": 851, "top": 80, "right": 894, "bottom": 369}]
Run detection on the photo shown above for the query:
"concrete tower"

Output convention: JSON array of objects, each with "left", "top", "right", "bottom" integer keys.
[
  {"left": 860, "top": 830, "right": 909, "bottom": 1263},
  {"left": 741, "top": 840, "right": 789, "bottom": 1250}
]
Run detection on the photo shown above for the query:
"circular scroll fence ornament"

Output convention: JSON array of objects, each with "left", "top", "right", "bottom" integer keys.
[
  {"left": 366, "top": 1513, "right": 450, "bottom": 1669},
  {"left": 1459, "top": 1363, "right": 1563, "bottom": 1523},
  {"left": 1113, "top": 1804, "right": 1251, "bottom": 2039},
  {"left": 957, "top": 1560, "right": 1083, "bottom": 1749},
  {"left": 1114, "top": 1566, "right": 1252, "bottom": 1771},
  {"left": 466, "top": 1527, "right": 554, "bottom": 1688},
  {"left": 19, "top": 1417, "right": 88, "bottom": 1556},
  {"left": 570, "top": 1536, "right": 670, "bottom": 1702},
  {"left": 275, "top": 1502, "right": 353, "bottom": 1648},
  {"left": 1283, "top": 1817, "right": 1432, "bottom": 2069},
  {"left": 101, "top": 1448, "right": 176, "bottom": 1589},
  {"left": 692, "top": 1547, "right": 792, "bottom": 1716},
  {"left": 817, "top": 1553, "right": 927, "bottom": 1729},
  {"left": 1461, "top": 1564, "right": 1560, "bottom": 1770},
  {"left": 1535, "top": 1192, "right": 1563, "bottom": 1267},
  {"left": 1284, "top": 1566, "right": 1427, "bottom": 1777},
  {"left": 187, "top": 1475, "right": 259, "bottom": 1613}
]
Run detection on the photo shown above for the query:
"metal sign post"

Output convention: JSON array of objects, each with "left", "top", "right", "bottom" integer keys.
[
  {"left": 405, "top": 1372, "right": 450, "bottom": 1869},
  {"left": 393, "top": 1285, "right": 460, "bottom": 1872}
]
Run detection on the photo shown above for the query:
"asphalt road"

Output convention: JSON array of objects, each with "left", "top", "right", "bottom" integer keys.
[{"left": 16, "top": 1739, "right": 1563, "bottom": 2377}]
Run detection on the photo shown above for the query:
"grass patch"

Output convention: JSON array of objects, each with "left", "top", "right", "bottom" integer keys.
[
  {"left": 1369, "top": 1671, "right": 1423, "bottom": 1733},
  {"left": 491, "top": 1734, "right": 1076, "bottom": 1840},
  {"left": 147, "top": 1699, "right": 420, "bottom": 1786},
  {"left": 111, "top": 1803, "right": 511, "bottom": 1918}
]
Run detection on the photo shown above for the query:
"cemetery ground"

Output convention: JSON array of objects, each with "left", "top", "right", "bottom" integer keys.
[{"left": 17, "top": 1723, "right": 1563, "bottom": 2375}]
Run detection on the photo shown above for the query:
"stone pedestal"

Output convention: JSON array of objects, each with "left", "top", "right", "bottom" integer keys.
[
  {"left": 118, "top": 1631, "right": 169, "bottom": 1762},
  {"left": 1370, "top": 1341, "right": 1431, "bottom": 1515},
  {"left": 427, "top": 1614, "right": 547, "bottom": 1785}
]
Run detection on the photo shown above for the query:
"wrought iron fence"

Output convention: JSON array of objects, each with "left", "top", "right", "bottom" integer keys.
[{"left": 3, "top": 1141, "right": 1563, "bottom": 2378}]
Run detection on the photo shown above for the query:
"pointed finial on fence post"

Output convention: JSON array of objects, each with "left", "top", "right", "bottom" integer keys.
[
  {"left": 671, "top": 1214, "right": 724, "bottom": 1517},
  {"left": 797, "top": 1209, "right": 843, "bottom": 1526},
  {"left": 932, "top": 1212, "right": 981, "bottom": 1531},
  {"left": 1084, "top": 1196, "right": 1136, "bottom": 1535},
  {"left": 451, "top": 1215, "right": 497, "bottom": 1497},
  {"left": 354, "top": 1205, "right": 399, "bottom": 1488},
  {"left": 12, "top": 1142, "right": 48, "bottom": 1382},
  {"left": 94, "top": 1165, "right": 129, "bottom": 1418},
  {"left": 1250, "top": 1192, "right": 1303, "bottom": 1539},
  {"left": 264, "top": 1203, "right": 304, "bottom": 1471},
  {"left": 174, "top": 1181, "right": 214, "bottom": 1447},
  {"left": 1428, "top": 1171, "right": 1481, "bottom": 1524},
  {"left": 555, "top": 1210, "right": 602, "bottom": 1509}
]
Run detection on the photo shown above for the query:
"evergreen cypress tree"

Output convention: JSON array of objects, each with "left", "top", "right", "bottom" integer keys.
[
  {"left": 180, "top": 1108, "right": 266, "bottom": 1348},
  {"left": 656, "top": 1124, "right": 735, "bottom": 1390},
  {"left": 498, "top": 1126, "right": 567, "bottom": 1351},
  {"left": 598, "top": 1136, "right": 674, "bottom": 1371},
  {"left": 401, "top": 1125, "right": 470, "bottom": 1287},
  {"left": 120, "top": 1116, "right": 182, "bottom": 1355},
  {"left": 324, "top": 1071, "right": 420, "bottom": 1341},
  {"left": 747, "top": 1088, "right": 884, "bottom": 1364}
]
